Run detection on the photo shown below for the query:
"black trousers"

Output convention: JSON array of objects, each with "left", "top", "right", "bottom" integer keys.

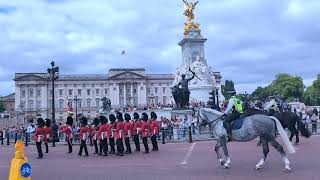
[
  {"left": 93, "top": 140, "right": 98, "bottom": 153},
  {"left": 79, "top": 140, "right": 88, "bottom": 156},
  {"left": 133, "top": 134, "right": 140, "bottom": 151},
  {"left": 142, "top": 137, "right": 149, "bottom": 152},
  {"left": 100, "top": 139, "right": 108, "bottom": 155},
  {"left": 0, "top": 133, "right": 3, "bottom": 145},
  {"left": 67, "top": 138, "right": 73, "bottom": 153},
  {"left": 109, "top": 138, "right": 115, "bottom": 153},
  {"left": 36, "top": 141, "right": 43, "bottom": 158},
  {"left": 151, "top": 135, "right": 158, "bottom": 150},
  {"left": 44, "top": 141, "right": 49, "bottom": 153},
  {"left": 116, "top": 138, "right": 124, "bottom": 155},
  {"left": 124, "top": 137, "right": 131, "bottom": 153}
]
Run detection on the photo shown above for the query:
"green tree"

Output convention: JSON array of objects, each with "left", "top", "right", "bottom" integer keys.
[
  {"left": 251, "top": 86, "right": 271, "bottom": 101},
  {"left": 222, "top": 80, "right": 235, "bottom": 100},
  {"left": 303, "top": 77, "right": 320, "bottom": 106},
  {"left": 0, "top": 100, "right": 5, "bottom": 112}
]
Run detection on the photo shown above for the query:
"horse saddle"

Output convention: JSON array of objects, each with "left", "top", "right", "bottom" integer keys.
[{"left": 231, "top": 117, "right": 246, "bottom": 130}]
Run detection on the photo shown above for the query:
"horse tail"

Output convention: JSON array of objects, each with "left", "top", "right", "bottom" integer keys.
[
  {"left": 296, "top": 116, "right": 311, "bottom": 138},
  {"left": 269, "top": 116, "right": 296, "bottom": 154}
]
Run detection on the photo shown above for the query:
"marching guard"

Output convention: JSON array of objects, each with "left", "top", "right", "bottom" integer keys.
[
  {"left": 34, "top": 118, "right": 46, "bottom": 159},
  {"left": 132, "top": 112, "right": 141, "bottom": 151},
  {"left": 150, "top": 112, "right": 160, "bottom": 151},
  {"left": 60, "top": 117, "right": 74, "bottom": 153},
  {"left": 92, "top": 118, "right": 100, "bottom": 154},
  {"left": 115, "top": 112, "right": 125, "bottom": 156},
  {"left": 141, "top": 113, "right": 150, "bottom": 154},
  {"left": 124, "top": 113, "right": 133, "bottom": 154},
  {"left": 108, "top": 114, "right": 116, "bottom": 154},
  {"left": 78, "top": 117, "right": 90, "bottom": 156},
  {"left": 98, "top": 116, "right": 110, "bottom": 156},
  {"left": 44, "top": 118, "right": 52, "bottom": 153}
]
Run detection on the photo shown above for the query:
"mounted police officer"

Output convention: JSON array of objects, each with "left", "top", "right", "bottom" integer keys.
[{"left": 223, "top": 89, "right": 243, "bottom": 140}]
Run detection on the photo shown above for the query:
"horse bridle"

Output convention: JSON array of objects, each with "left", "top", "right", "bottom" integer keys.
[{"left": 197, "top": 110, "right": 225, "bottom": 128}]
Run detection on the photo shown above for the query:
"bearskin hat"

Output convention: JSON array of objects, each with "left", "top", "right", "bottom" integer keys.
[
  {"left": 100, "top": 116, "right": 108, "bottom": 124},
  {"left": 116, "top": 112, "right": 123, "bottom": 122},
  {"left": 141, "top": 112, "right": 148, "bottom": 122},
  {"left": 66, "top": 116, "right": 74, "bottom": 126},
  {"left": 124, "top": 113, "right": 131, "bottom": 122},
  {"left": 109, "top": 114, "right": 116, "bottom": 123},
  {"left": 133, "top": 112, "right": 140, "bottom": 120},
  {"left": 37, "top": 118, "right": 45, "bottom": 127},
  {"left": 45, "top": 118, "right": 51, "bottom": 127},
  {"left": 93, "top": 118, "right": 100, "bottom": 126},
  {"left": 150, "top": 111, "right": 157, "bottom": 120},
  {"left": 80, "top": 117, "right": 88, "bottom": 126}
]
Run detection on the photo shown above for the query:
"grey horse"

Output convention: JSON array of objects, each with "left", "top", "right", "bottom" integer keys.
[{"left": 197, "top": 108, "right": 296, "bottom": 172}]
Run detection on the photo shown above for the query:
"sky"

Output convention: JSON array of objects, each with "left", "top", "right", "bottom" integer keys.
[{"left": 0, "top": 0, "right": 319, "bottom": 96}]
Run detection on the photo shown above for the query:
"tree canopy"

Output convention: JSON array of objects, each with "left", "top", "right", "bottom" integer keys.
[
  {"left": 221, "top": 80, "right": 235, "bottom": 100},
  {"left": 303, "top": 77, "right": 320, "bottom": 106},
  {"left": 0, "top": 100, "right": 5, "bottom": 112}
]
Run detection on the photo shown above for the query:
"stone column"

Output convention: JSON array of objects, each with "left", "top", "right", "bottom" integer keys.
[
  {"left": 15, "top": 84, "right": 21, "bottom": 110},
  {"left": 123, "top": 83, "right": 126, "bottom": 106},
  {"left": 130, "top": 83, "right": 133, "bottom": 105},
  {"left": 137, "top": 83, "right": 141, "bottom": 105}
]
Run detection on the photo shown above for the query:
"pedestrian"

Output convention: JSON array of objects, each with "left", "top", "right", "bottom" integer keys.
[
  {"left": 91, "top": 118, "right": 100, "bottom": 154},
  {"left": 109, "top": 114, "right": 116, "bottom": 154},
  {"left": 115, "top": 112, "right": 125, "bottom": 156},
  {"left": 44, "top": 119, "right": 52, "bottom": 153},
  {"left": 78, "top": 117, "right": 90, "bottom": 156},
  {"left": 150, "top": 112, "right": 160, "bottom": 151},
  {"left": 141, "top": 112, "right": 150, "bottom": 154},
  {"left": 124, "top": 113, "right": 133, "bottom": 154},
  {"left": 98, "top": 116, "right": 109, "bottom": 156},
  {"left": 0, "top": 128, "right": 4, "bottom": 145},
  {"left": 132, "top": 113, "right": 141, "bottom": 151},
  {"left": 34, "top": 118, "right": 45, "bottom": 159}
]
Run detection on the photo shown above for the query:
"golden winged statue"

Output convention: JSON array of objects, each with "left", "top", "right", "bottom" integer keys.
[{"left": 182, "top": 0, "right": 200, "bottom": 35}]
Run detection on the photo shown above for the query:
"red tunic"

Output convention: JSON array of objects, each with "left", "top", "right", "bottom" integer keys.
[
  {"left": 124, "top": 122, "right": 133, "bottom": 138},
  {"left": 79, "top": 126, "right": 91, "bottom": 141},
  {"left": 115, "top": 122, "right": 124, "bottom": 139},
  {"left": 98, "top": 124, "right": 111, "bottom": 140},
  {"left": 60, "top": 125, "right": 73, "bottom": 140},
  {"left": 91, "top": 126, "right": 99, "bottom": 140},
  {"left": 44, "top": 126, "right": 52, "bottom": 142},
  {"left": 150, "top": 120, "right": 160, "bottom": 135},
  {"left": 132, "top": 121, "right": 142, "bottom": 135},
  {"left": 141, "top": 121, "right": 150, "bottom": 138},
  {"left": 34, "top": 127, "right": 46, "bottom": 142}
]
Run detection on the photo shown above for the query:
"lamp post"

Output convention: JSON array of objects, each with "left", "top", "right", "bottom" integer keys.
[
  {"left": 47, "top": 61, "right": 59, "bottom": 147},
  {"left": 73, "top": 96, "right": 80, "bottom": 122}
]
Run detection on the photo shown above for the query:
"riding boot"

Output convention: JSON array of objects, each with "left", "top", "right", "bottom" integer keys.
[{"left": 225, "top": 123, "right": 232, "bottom": 141}]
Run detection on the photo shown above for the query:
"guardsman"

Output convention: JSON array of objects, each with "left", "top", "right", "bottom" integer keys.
[
  {"left": 78, "top": 117, "right": 90, "bottom": 156},
  {"left": 34, "top": 118, "right": 46, "bottom": 159},
  {"left": 44, "top": 118, "right": 52, "bottom": 153},
  {"left": 124, "top": 113, "right": 133, "bottom": 154},
  {"left": 108, "top": 114, "right": 116, "bottom": 154},
  {"left": 115, "top": 112, "right": 125, "bottom": 156},
  {"left": 98, "top": 116, "right": 109, "bottom": 156},
  {"left": 92, "top": 118, "right": 100, "bottom": 154},
  {"left": 150, "top": 112, "right": 160, "bottom": 151},
  {"left": 132, "top": 113, "right": 141, "bottom": 151},
  {"left": 59, "top": 117, "right": 74, "bottom": 153},
  {"left": 141, "top": 113, "right": 150, "bottom": 154}
]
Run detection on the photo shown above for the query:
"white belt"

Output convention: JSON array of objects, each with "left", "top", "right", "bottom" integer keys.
[
  {"left": 101, "top": 132, "right": 108, "bottom": 140},
  {"left": 37, "top": 135, "right": 44, "bottom": 142}
]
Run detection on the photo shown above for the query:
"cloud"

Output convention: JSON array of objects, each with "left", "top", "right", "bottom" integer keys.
[{"left": 0, "top": 0, "right": 320, "bottom": 96}]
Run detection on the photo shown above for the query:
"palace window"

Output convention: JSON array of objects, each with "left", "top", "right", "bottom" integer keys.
[
  {"left": 155, "top": 87, "right": 158, "bottom": 94},
  {"left": 87, "top": 89, "right": 91, "bottom": 96},
  {"left": 68, "top": 89, "right": 73, "bottom": 96},
  {"left": 96, "top": 99, "right": 100, "bottom": 107},
  {"left": 104, "top": 88, "right": 108, "bottom": 95},
  {"left": 119, "top": 88, "right": 123, "bottom": 95},
  {"left": 20, "top": 101, "right": 26, "bottom": 110},
  {"left": 21, "top": 90, "right": 26, "bottom": 98},
  {"left": 77, "top": 100, "right": 82, "bottom": 108},
  {"left": 78, "top": 89, "right": 82, "bottom": 96},
  {"left": 37, "top": 89, "right": 41, "bottom": 97},
  {"left": 29, "top": 100, "right": 34, "bottom": 110},
  {"left": 133, "top": 89, "right": 137, "bottom": 94},
  {"left": 163, "top": 87, "right": 166, "bottom": 94},
  {"left": 59, "top": 89, "right": 63, "bottom": 96},
  {"left": 87, "top": 99, "right": 91, "bottom": 108},
  {"left": 96, "top": 89, "right": 100, "bottom": 95},
  {"left": 147, "top": 87, "right": 150, "bottom": 94},
  {"left": 36, "top": 100, "right": 41, "bottom": 109},
  {"left": 59, "top": 100, "right": 64, "bottom": 109},
  {"left": 29, "top": 89, "right": 34, "bottom": 97}
]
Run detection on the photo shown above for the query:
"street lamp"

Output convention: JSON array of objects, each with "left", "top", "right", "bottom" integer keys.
[
  {"left": 47, "top": 61, "right": 59, "bottom": 147},
  {"left": 73, "top": 96, "right": 80, "bottom": 122}
]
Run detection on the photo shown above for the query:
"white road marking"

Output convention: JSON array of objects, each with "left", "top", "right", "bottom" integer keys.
[
  {"left": 0, "top": 165, "right": 40, "bottom": 168},
  {"left": 81, "top": 164, "right": 152, "bottom": 167},
  {"left": 180, "top": 143, "right": 196, "bottom": 165}
]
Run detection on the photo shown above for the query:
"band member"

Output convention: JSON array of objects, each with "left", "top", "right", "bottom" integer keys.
[
  {"left": 92, "top": 118, "right": 100, "bottom": 154},
  {"left": 150, "top": 112, "right": 160, "bottom": 151},
  {"left": 141, "top": 113, "right": 150, "bottom": 154},
  {"left": 132, "top": 112, "right": 141, "bottom": 151},
  {"left": 115, "top": 112, "right": 125, "bottom": 156},
  {"left": 44, "top": 118, "right": 52, "bottom": 153},
  {"left": 98, "top": 116, "right": 110, "bottom": 156},
  {"left": 124, "top": 113, "right": 133, "bottom": 154},
  {"left": 34, "top": 118, "right": 46, "bottom": 159},
  {"left": 78, "top": 117, "right": 90, "bottom": 156},
  {"left": 109, "top": 114, "right": 116, "bottom": 154},
  {"left": 60, "top": 117, "right": 74, "bottom": 153}
]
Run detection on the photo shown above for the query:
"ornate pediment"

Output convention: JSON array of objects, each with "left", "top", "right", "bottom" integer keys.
[
  {"left": 108, "top": 71, "right": 145, "bottom": 80},
  {"left": 14, "top": 73, "right": 48, "bottom": 81}
]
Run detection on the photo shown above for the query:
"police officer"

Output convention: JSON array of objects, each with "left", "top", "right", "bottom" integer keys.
[
  {"left": 78, "top": 117, "right": 90, "bottom": 156},
  {"left": 132, "top": 112, "right": 141, "bottom": 151},
  {"left": 141, "top": 112, "right": 150, "bottom": 154},
  {"left": 34, "top": 118, "right": 46, "bottom": 159},
  {"left": 224, "top": 89, "right": 243, "bottom": 141},
  {"left": 108, "top": 114, "right": 116, "bottom": 154},
  {"left": 115, "top": 112, "right": 125, "bottom": 156},
  {"left": 150, "top": 112, "right": 160, "bottom": 151},
  {"left": 124, "top": 113, "right": 133, "bottom": 154}
]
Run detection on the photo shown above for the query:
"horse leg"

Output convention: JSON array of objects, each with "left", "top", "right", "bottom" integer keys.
[
  {"left": 214, "top": 142, "right": 224, "bottom": 166},
  {"left": 289, "top": 132, "right": 294, "bottom": 142},
  {"left": 269, "top": 139, "right": 292, "bottom": 172},
  {"left": 257, "top": 137, "right": 262, "bottom": 146},
  {"left": 256, "top": 137, "right": 269, "bottom": 170},
  {"left": 220, "top": 137, "right": 231, "bottom": 169}
]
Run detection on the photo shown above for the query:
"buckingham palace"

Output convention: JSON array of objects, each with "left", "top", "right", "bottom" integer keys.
[{"left": 14, "top": 68, "right": 174, "bottom": 122}]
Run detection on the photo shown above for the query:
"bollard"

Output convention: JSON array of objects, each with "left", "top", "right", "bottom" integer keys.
[
  {"left": 25, "top": 133, "right": 28, "bottom": 147},
  {"left": 161, "top": 128, "right": 165, "bottom": 144},
  {"left": 9, "top": 140, "right": 32, "bottom": 180},
  {"left": 7, "top": 132, "right": 10, "bottom": 145},
  {"left": 188, "top": 126, "right": 192, "bottom": 143}
]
